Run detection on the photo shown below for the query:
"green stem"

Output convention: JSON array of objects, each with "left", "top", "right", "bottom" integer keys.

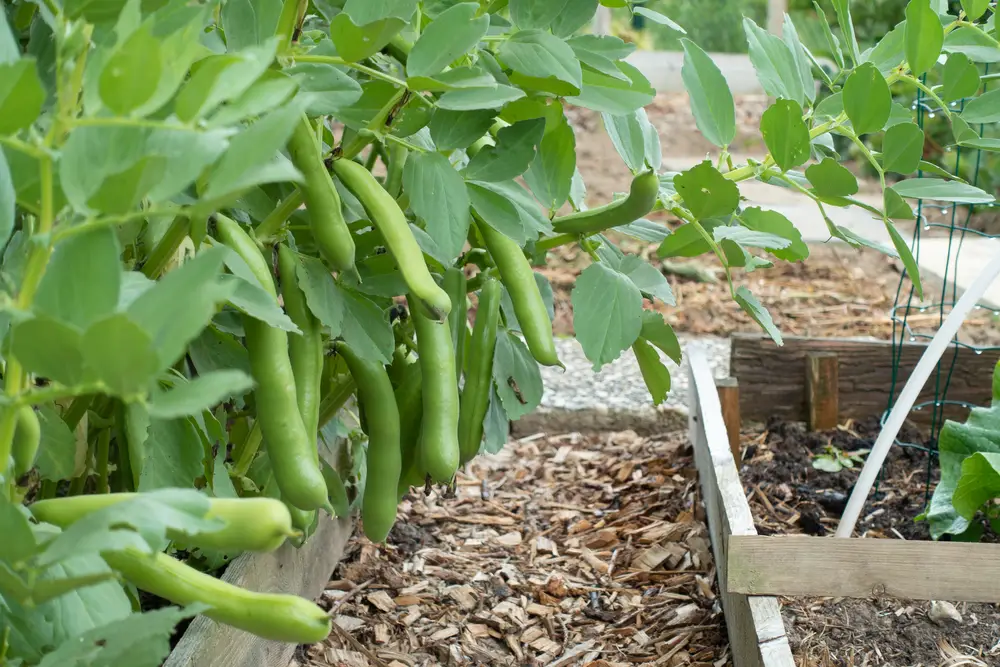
[
  {"left": 901, "top": 74, "right": 953, "bottom": 118},
  {"left": 21, "top": 383, "right": 106, "bottom": 409},
  {"left": 141, "top": 216, "right": 190, "bottom": 278},
  {"left": 276, "top": 0, "right": 304, "bottom": 51},
  {"left": 0, "top": 136, "right": 45, "bottom": 159},
  {"left": 384, "top": 143, "right": 408, "bottom": 199},
  {"left": 340, "top": 87, "right": 408, "bottom": 159},
  {"left": 535, "top": 232, "right": 580, "bottom": 253},
  {"left": 54, "top": 207, "right": 184, "bottom": 243},
  {"left": 255, "top": 189, "right": 305, "bottom": 240},
  {"left": 842, "top": 128, "right": 886, "bottom": 194},
  {"left": 96, "top": 429, "right": 110, "bottom": 494},
  {"left": 670, "top": 205, "right": 733, "bottom": 294}
]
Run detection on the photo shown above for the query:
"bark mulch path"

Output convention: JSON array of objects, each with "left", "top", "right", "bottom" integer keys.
[{"left": 298, "top": 430, "right": 731, "bottom": 667}]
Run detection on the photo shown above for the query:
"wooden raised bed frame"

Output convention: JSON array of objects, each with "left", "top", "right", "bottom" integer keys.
[{"left": 689, "top": 340, "right": 1000, "bottom": 667}]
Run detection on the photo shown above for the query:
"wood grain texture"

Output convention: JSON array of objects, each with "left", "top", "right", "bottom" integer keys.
[
  {"left": 730, "top": 333, "right": 1000, "bottom": 426},
  {"left": 716, "top": 378, "right": 742, "bottom": 464},
  {"left": 728, "top": 535, "right": 1000, "bottom": 603},
  {"left": 806, "top": 352, "right": 838, "bottom": 431},
  {"left": 687, "top": 346, "right": 795, "bottom": 667},
  {"left": 164, "top": 514, "right": 352, "bottom": 667}
]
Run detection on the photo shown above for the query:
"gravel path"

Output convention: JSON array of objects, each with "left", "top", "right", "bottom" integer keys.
[{"left": 514, "top": 335, "right": 731, "bottom": 435}]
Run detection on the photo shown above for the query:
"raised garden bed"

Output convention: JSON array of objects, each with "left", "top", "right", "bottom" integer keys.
[{"left": 687, "top": 343, "right": 1000, "bottom": 667}]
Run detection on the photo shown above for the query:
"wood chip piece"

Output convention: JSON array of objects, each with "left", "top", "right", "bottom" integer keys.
[{"left": 367, "top": 590, "right": 396, "bottom": 612}]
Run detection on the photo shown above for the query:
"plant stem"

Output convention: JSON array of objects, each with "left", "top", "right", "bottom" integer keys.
[
  {"left": 384, "top": 143, "right": 408, "bottom": 199},
  {"left": 95, "top": 429, "right": 110, "bottom": 494},
  {"left": 901, "top": 74, "right": 953, "bottom": 117},
  {"left": 141, "top": 216, "right": 190, "bottom": 279},
  {"left": 255, "top": 189, "right": 305, "bottom": 241},
  {"left": 232, "top": 421, "right": 262, "bottom": 477}
]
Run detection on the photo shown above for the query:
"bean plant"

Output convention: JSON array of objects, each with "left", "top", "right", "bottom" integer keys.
[{"left": 0, "top": 0, "right": 997, "bottom": 662}]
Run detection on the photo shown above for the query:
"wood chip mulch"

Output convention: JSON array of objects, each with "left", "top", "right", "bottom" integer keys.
[{"left": 299, "top": 431, "right": 731, "bottom": 667}]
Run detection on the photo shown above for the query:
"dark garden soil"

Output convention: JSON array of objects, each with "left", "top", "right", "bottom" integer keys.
[{"left": 739, "top": 418, "right": 1000, "bottom": 667}]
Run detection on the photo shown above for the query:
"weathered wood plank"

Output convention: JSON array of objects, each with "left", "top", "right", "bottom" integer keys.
[
  {"left": 728, "top": 535, "right": 1000, "bottom": 603},
  {"left": 687, "top": 346, "right": 795, "bottom": 667},
  {"left": 716, "top": 377, "right": 742, "bottom": 464},
  {"left": 806, "top": 352, "right": 838, "bottom": 431},
  {"left": 730, "top": 333, "right": 1000, "bottom": 426},
  {"left": 164, "top": 514, "right": 352, "bottom": 667}
]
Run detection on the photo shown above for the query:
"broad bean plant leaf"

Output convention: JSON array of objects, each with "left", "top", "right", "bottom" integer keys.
[{"left": 680, "top": 40, "right": 735, "bottom": 148}]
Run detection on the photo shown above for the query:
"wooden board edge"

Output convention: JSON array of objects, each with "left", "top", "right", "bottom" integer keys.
[
  {"left": 727, "top": 534, "right": 1000, "bottom": 603},
  {"left": 164, "top": 513, "right": 353, "bottom": 667},
  {"left": 687, "top": 345, "right": 795, "bottom": 667}
]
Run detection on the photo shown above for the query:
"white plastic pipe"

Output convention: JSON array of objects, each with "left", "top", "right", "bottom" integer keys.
[{"left": 836, "top": 240, "right": 1000, "bottom": 538}]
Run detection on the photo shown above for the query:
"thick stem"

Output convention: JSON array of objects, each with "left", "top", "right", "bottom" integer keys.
[
  {"left": 232, "top": 421, "right": 262, "bottom": 478},
  {"left": 141, "top": 216, "right": 190, "bottom": 279},
  {"left": 256, "top": 189, "right": 305, "bottom": 240},
  {"left": 96, "top": 429, "right": 110, "bottom": 494}
]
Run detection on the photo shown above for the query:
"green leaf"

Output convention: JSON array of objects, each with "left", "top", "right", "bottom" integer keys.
[
  {"left": 618, "top": 255, "right": 674, "bottom": 305},
  {"left": 961, "top": 87, "right": 1000, "bottom": 124},
  {"left": 295, "top": 255, "right": 345, "bottom": 331},
  {"left": 603, "top": 108, "right": 660, "bottom": 172},
  {"left": 469, "top": 180, "right": 549, "bottom": 244},
  {"left": 927, "top": 398, "right": 1000, "bottom": 538},
  {"left": 137, "top": 418, "right": 207, "bottom": 490},
  {"left": 550, "top": 0, "right": 599, "bottom": 37},
  {"left": 344, "top": 0, "right": 418, "bottom": 24},
  {"left": 408, "top": 3, "right": 488, "bottom": 78},
  {"left": 127, "top": 246, "right": 232, "bottom": 372},
  {"left": 60, "top": 127, "right": 228, "bottom": 215},
  {"left": 906, "top": 0, "right": 944, "bottom": 77},
  {"left": 202, "top": 102, "right": 302, "bottom": 201},
  {"left": 565, "top": 62, "right": 655, "bottom": 114},
  {"left": 567, "top": 34, "right": 634, "bottom": 80},
  {"left": 656, "top": 222, "right": 713, "bottom": 259},
  {"left": 437, "top": 85, "right": 526, "bottom": 111},
  {"left": 961, "top": 0, "right": 990, "bottom": 20},
  {"left": 941, "top": 53, "right": 981, "bottom": 103},
  {"left": 679, "top": 39, "right": 735, "bottom": 148},
  {"left": 633, "top": 339, "right": 671, "bottom": 406},
  {"left": 188, "top": 326, "right": 252, "bottom": 378},
  {"left": 634, "top": 6, "right": 685, "bottom": 33},
  {"left": 99, "top": 24, "right": 161, "bottom": 115},
  {"left": 571, "top": 263, "right": 644, "bottom": 371},
  {"left": 0, "top": 498, "right": 36, "bottom": 564},
  {"left": 0, "top": 10, "right": 17, "bottom": 65},
  {"left": 882, "top": 122, "right": 925, "bottom": 175},
  {"left": 286, "top": 63, "right": 362, "bottom": 116},
  {"left": 221, "top": 0, "right": 282, "bottom": 50},
  {"left": 760, "top": 98, "right": 810, "bottom": 172},
  {"left": 510, "top": 0, "right": 570, "bottom": 29},
  {"left": 149, "top": 371, "right": 254, "bottom": 420},
  {"left": 37, "top": 605, "right": 204, "bottom": 667},
  {"left": 884, "top": 221, "right": 923, "bottom": 299},
  {"left": 615, "top": 218, "right": 670, "bottom": 243},
  {"left": 843, "top": 62, "right": 892, "bottom": 135},
  {"left": 175, "top": 42, "right": 278, "bottom": 123},
  {"left": 492, "top": 330, "right": 544, "bottom": 421},
  {"left": 830, "top": 0, "right": 861, "bottom": 65},
  {"left": 952, "top": 452, "right": 1000, "bottom": 519},
  {"left": 335, "top": 286, "right": 394, "bottom": 364},
  {"left": 330, "top": 14, "right": 405, "bottom": 63},
  {"left": 10, "top": 317, "right": 86, "bottom": 386},
  {"left": 782, "top": 14, "right": 816, "bottom": 104},
  {"left": 464, "top": 118, "right": 543, "bottom": 182},
  {"left": 743, "top": 18, "right": 808, "bottom": 106},
  {"left": 943, "top": 27, "right": 1000, "bottom": 63},
  {"left": 524, "top": 114, "right": 576, "bottom": 211},
  {"left": 499, "top": 30, "right": 583, "bottom": 96},
  {"left": 891, "top": 178, "right": 995, "bottom": 204},
  {"left": 673, "top": 161, "right": 739, "bottom": 220},
  {"left": 640, "top": 311, "right": 681, "bottom": 364},
  {"left": 735, "top": 286, "right": 782, "bottom": 346},
  {"left": 865, "top": 21, "right": 907, "bottom": 74},
  {"left": 403, "top": 152, "right": 471, "bottom": 261},
  {"left": 740, "top": 207, "right": 808, "bottom": 262},
  {"left": 884, "top": 188, "right": 915, "bottom": 220},
  {"left": 0, "top": 149, "right": 12, "bottom": 248},
  {"left": 407, "top": 66, "right": 496, "bottom": 92},
  {"left": 82, "top": 314, "right": 159, "bottom": 396},
  {"left": 430, "top": 109, "right": 496, "bottom": 151},
  {"left": 0, "top": 59, "right": 46, "bottom": 135},
  {"left": 481, "top": 386, "right": 509, "bottom": 454},
  {"left": 714, "top": 225, "right": 792, "bottom": 252},
  {"left": 34, "top": 228, "right": 121, "bottom": 331},
  {"left": 805, "top": 158, "right": 859, "bottom": 198},
  {"left": 36, "top": 404, "right": 77, "bottom": 482},
  {"left": 222, "top": 276, "right": 300, "bottom": 333}
]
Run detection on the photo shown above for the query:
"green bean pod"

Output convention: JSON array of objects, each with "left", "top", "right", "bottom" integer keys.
[
  {"left": 287, "top": 115, "right": 356, "bottom": 274},
  {"left": 278, "top": 244, "right": 323, "bottom": 440},
  {"left": 337, "top": 345, "right": 401, "bottom": 543},
  {"left": 476, "top": 222, "right": 561, "bottom": 368},
  {"left": 12, "top": 406, "right": 40, "bottom": 477},
  {"left": 392, "top": 360, "right": 424, "bottom": 499},
  {"left": 443, "top": 268, "right": 468, "bottom": 382},
  {"left": 103, "top": 549, "right": 331, "bottom": 644},
  {"left": 215, "top": 217, "right": 329, "bottom": 512},
  {"left": 411, "top": 298, "right": 461, "bottom": 483},
  {"left": 458, "top": 277, "right": 502, "bottom": 464},
  {"left": 31, "top": 494, "right": 295, "bottom": 553},
  {"left": 551, "top": 170, "right": 660, "bottom": 236},
  {"left": 331, "top": 158, "right": 452, "bottom": 319}
]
